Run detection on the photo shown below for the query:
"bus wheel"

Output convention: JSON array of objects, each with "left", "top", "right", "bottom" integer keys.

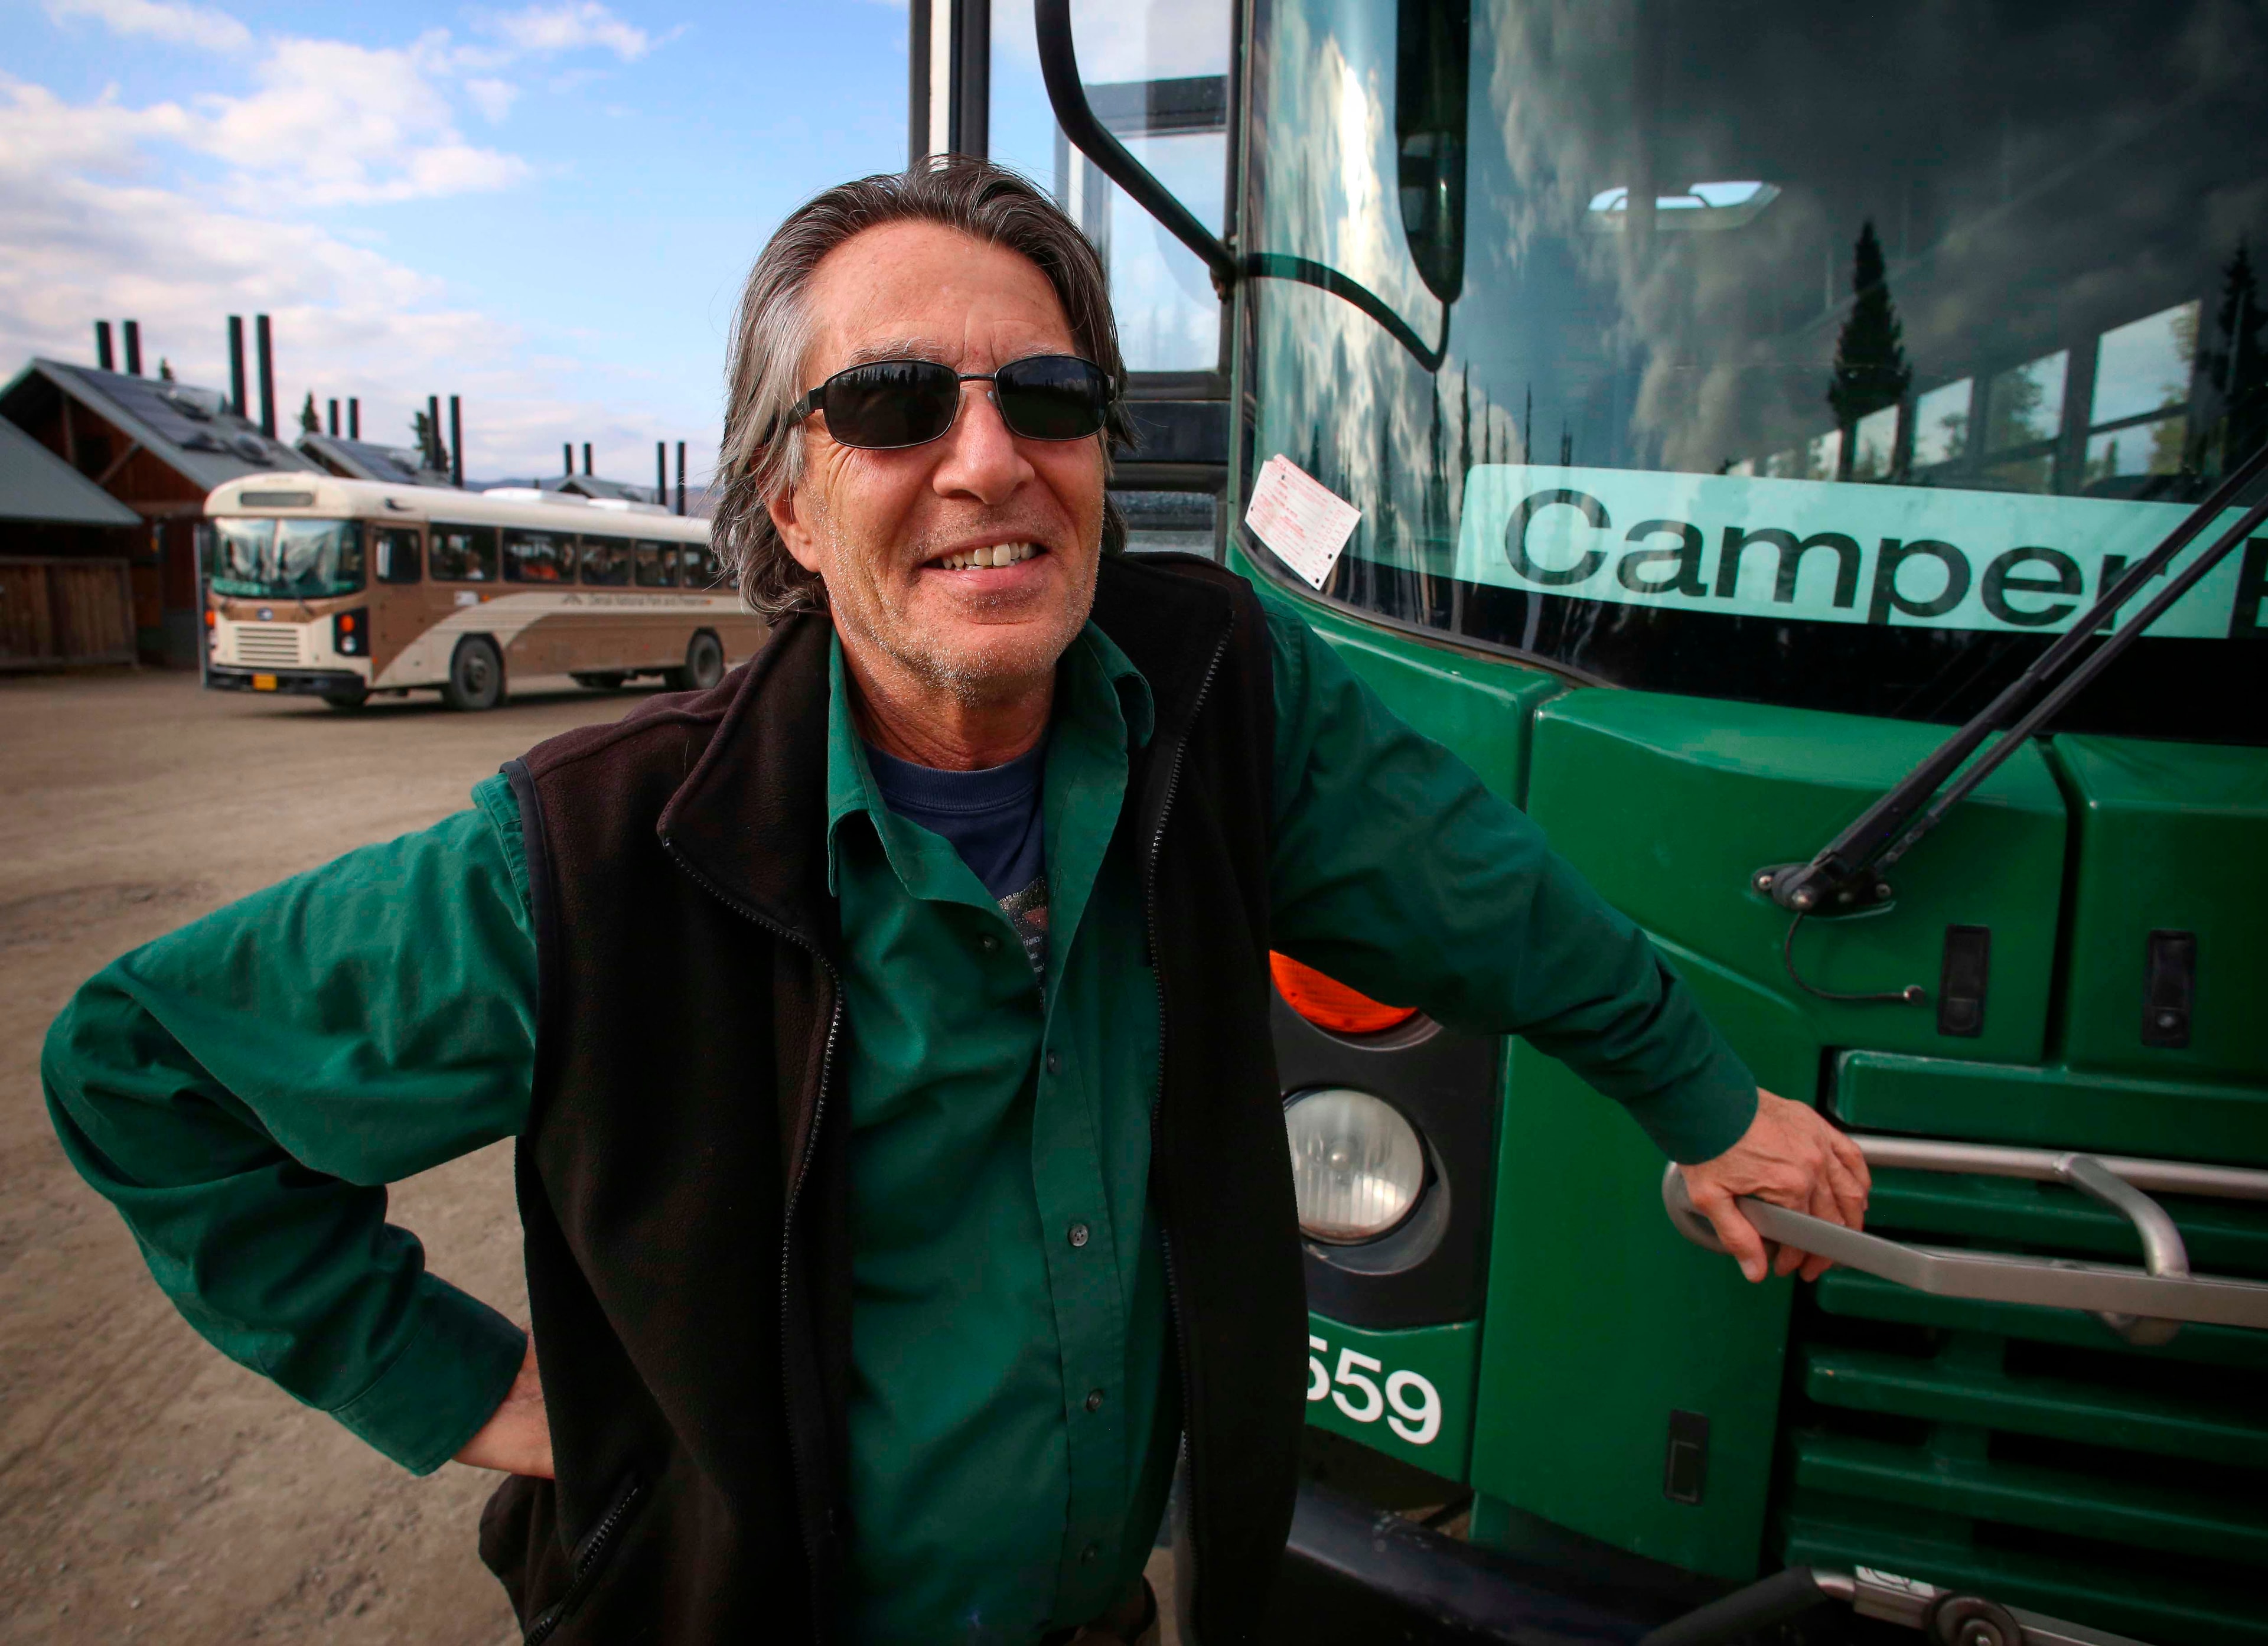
[
  {"left": 322, "top": 686, "right": 369, "bottom": 712},
  {"left": 671, "top": 630, "right": 724, "bottom": 692},
  {"left": 442, "top": 637, "right": 505, "bottom": 712}
]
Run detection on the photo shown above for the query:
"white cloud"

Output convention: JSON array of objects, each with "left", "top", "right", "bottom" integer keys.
[
  {"left": 63, "top": 36, "right": 530, "bottom": 206},
  {"left": 45, "top": 0, "right": 252, "bottom": 54},
  {"left": 464, "top": 77, "right": 519, "bottom": 122},
  {"left": 0, "top": 83, "right": 706, "bottom": 479},
  {"left": 475, "top": 2, "right": 653, "bottom": 63},
  {"left": 4, "top": 6, "right": 713, "bottom": 480}
]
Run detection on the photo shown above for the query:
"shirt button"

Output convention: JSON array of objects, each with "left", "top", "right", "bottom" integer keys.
[
  {"left": 1045, "top": 1051, "right": 1063, "bottom": 1075},
  {"left": 1067, "top": 1221, "right": 1090, "bottom": 1249},
  {"left": 1080, "top": 1542, "right": 1099, "bottom": 1564},
  {"left": 1085, "top": 1388, "right": 1104, "bottom": 1412}
]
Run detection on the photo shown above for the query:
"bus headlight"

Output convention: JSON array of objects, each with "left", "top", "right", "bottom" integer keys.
[{"left": 1285, "top": 1088, "right": 1425, "bottom": 1243}]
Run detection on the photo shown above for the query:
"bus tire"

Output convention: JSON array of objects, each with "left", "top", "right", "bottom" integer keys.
[
  {"left": 321, "top": 686, "right": 369, "bottom": 712},
  {"left": 670, "top": 630, "right": 724, "bottom": 692},
  {"left": 442, "top": 636, "right": 505, "bottom": 712}
]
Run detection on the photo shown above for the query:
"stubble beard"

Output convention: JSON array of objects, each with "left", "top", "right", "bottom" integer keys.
[{"left": 817, "top": 504, "right": 1099, "bottom": 709}]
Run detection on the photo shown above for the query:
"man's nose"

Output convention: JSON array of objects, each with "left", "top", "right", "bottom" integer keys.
[{"left": 930, "top": 380, "right": 1036, "bottom": 505}]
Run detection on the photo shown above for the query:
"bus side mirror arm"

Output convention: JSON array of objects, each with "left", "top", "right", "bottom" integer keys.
[{"left": 1033, "top": 0, "right": 1240, "bottom": 293}]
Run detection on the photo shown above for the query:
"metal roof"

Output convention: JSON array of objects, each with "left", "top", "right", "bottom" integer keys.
[
  {"left": 0, "top": 358, "right": 319, "bottom": 494},
  {"left": 558, "top": 473, "right": 664, "bottom": 505},
  {"left": 0, "top": 415, "right": 144, "bottom": 527},
  {"left": 299, "top": 431, "right": 454, "bottom": 488}
]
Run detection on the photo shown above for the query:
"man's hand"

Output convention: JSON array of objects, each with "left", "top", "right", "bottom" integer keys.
[
  {"left": 454, "top": 1337, "right": 553, "bottom": 1478},
  {"left": 1677, "top": 1090, "right": 1869, "bottom": 1284}
]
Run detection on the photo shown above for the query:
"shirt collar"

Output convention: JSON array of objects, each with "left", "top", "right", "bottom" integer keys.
[{"left": 823, "top": 620, "right": 1155, "bottom": 895}]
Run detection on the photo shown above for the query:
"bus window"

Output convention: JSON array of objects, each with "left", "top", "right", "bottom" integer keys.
[
  {"left": 504, "top": 528, "right": 575, "bottom": 584},
  {"left": 581, "top": 535, "right": 633, "bottom": 585},
  {"left": 681, "top": 543, "right": 733, "bottom": 590},
  {"left": 373, "top": 527, "right": 421, "bottom": 584},
  {"left": 633, "top": 540, "right": 679, "bottom": 587},
  {"left": 208, "top": 518, "right": 363, "bottom": 599},
  {"left": 430, "top": 524, "right": 498, "bottom": 582}
]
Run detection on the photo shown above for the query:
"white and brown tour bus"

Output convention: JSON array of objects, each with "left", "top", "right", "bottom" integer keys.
[{"left": 200, "top": 474, "right": 767, "bottom": 710}]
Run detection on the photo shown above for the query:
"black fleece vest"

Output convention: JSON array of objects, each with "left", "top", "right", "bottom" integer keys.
[{"left": 477, "top": 554, "right": 1300, "bottom": 1645}]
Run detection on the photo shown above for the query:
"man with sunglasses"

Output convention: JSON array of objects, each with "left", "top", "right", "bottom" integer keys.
[{"left": 46, "top": 158, "right": 1865, "bottom": 1645}]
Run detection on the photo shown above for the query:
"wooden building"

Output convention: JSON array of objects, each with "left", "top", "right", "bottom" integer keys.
[
  {"left": 0, "top": 360, "right": 319, "bottom": 667},
  {"left": 0, "top": 416, "right": 142, "bottom": 670}
]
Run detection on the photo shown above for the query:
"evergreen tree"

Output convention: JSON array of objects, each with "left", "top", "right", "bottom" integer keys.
[
  {"left": 2201, "top": 238, "right": 2266, "bottom": 461},
  {"left": 1827, "top": 220, "right": 1912, "bottom": 432},
  {"left": 158, "top": 358, "right": 175, "bottom": 382},
  {"left": 411, "top": 409, "right": 439, "bottom": 468},
  {"left": 299, "top": 392, "right": 320, "bottom": 435}
]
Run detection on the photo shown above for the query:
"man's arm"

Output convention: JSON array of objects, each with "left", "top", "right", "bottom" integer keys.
[
  {"left": 42, "top": 777, "right": 539, "bottom": 1472},
  {"left": 1258, "top": 599, "right": 1865, "bottom": 1276}
]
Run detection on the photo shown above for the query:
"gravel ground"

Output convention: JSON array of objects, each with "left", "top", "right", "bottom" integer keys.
[
  {"left": 0, "top": 667, "right": 651, "bottom": 1645},
  {"left": 0, "top": 664, "right": 1184, "bottom": 1646}
]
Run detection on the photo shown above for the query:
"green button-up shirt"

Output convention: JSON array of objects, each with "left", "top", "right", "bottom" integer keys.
[{"left": 44, "top": 595, "right": 1758, "bottom": 1645}]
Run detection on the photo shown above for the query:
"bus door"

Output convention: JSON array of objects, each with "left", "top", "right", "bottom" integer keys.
[{"left": 367, "top": 523, "right": 423, "bottom": 676}]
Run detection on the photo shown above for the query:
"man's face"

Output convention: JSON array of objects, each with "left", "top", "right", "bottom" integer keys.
[{"left": 770, "top": 220, "right": 1107, "bottom": 703}]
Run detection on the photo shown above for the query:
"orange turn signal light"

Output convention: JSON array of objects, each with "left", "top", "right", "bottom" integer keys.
[
  {"left": 204, "top": 609, "right": 217, "bottom": 628},
  {"left": 1269, "top": 952, "right": 1418, "bottom": 1037},
  {"left": 339, "top": 613, "right": 357, "bottom": 632}
]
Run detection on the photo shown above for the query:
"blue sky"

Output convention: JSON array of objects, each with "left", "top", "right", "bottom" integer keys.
[{"left": 1, "top": 0, "right": 917, "bottom": 484}]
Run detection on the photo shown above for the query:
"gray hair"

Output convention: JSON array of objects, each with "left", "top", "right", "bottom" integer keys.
[{"left": 713, "top": 157, "right": 1133, "bottom": 618}]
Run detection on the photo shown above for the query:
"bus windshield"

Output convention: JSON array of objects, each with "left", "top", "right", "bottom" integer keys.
[
  {"left": 208, "top": 518, "right": 365, "bottom": 600},
  {"left": 1240, "top": 0, "right": 2267, "bottom": 742}
]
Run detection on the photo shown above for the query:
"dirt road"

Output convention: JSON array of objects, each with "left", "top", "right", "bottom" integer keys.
[{"left": 0, "top": 668, "right": 650, "bottom": 1644}]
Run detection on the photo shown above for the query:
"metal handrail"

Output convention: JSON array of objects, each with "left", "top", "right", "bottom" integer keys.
[
  {"left": 1850, "top": 1135, "right": 2268, "bottom": 1201},
  {"left": 1660, "top": 1138, "right": 2268, "bottom": 1335}
]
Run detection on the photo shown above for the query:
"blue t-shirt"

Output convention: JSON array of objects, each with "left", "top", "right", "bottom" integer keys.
[{"left": 864, "top": 739, "right": 1050, "bottom": 974}]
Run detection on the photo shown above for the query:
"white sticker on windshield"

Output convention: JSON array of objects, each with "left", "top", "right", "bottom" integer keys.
[
  {"left": 1246, "top": 454, "right": 1361, "bottom": 590},
  {"left": 1452, "top": 465, "right": 2260, "bottom": 638}
]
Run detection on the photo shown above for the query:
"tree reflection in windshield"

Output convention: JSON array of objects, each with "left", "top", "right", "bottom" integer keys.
[
  {"left": 209, "top": 519, "right": 365, "bottom": 600},
  {"left": 1242, "top": 0, "right": 2267, "bottom": 741}
]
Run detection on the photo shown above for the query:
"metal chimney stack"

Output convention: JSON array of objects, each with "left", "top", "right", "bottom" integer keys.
[
  {"left": 327, "top": 399, "right": 339, "bottom": 436},
  {"left": 562, "top": 442, "right": 572, "bottom": 478},
  {"left": 676, "top": 441, "right": 686, "bottom": 516},
  {"left": 227, "top": 317, "right": 246, "bottom": 415},
  {"left": 449, "top": 395, "right": 464, "bottom": 488},
  {"left": 348, "top": 397, "right": 360, "bottom": 439},
  {"left": 255, "top": 314, "right": 276, "bottom": 437},
  {"left": 426, "top": 395, "right": 442, "bottom": 470},
  {"left": 95, "top": 321, "right": 115, "bottom": 371},
  {"left": 656, "top": 440, "right": 666, "bottom": 504},
  {"left": 582, "top": 442, "right": 593, "bottom": 477},
  {"left": 123, "top": 320, "right": 142, "bottom": 376}
]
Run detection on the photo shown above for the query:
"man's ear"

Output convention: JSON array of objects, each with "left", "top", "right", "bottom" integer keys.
[{"left": 768, "top": 485, "right": 823, "bottom": 576}]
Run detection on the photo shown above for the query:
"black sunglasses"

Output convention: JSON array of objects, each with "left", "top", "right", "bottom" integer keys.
[{"left": 791, "top": 354, "right": 1115, "bottom": 451}]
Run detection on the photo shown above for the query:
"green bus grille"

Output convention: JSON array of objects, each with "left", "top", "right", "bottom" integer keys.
[{"left": 1776, "top": 1171, "right": 2268, "bottom": 1646}]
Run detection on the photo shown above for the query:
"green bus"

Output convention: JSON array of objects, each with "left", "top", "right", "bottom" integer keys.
[{"left": 947, "top": 1, "right": 2268, "bottom": 1639}]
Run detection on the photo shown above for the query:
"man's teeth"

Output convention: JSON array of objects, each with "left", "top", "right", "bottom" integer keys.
[{"left": 936, "top": 542, "right": 1039, "bottom": 571}]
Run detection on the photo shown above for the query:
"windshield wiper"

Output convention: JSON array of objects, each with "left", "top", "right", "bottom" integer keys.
[
  {"left": 1757, "top": 438, "right": 2268, "bottom": 940},
  {"left": 1035, "top": 0, "right": 1453, "bottom": 373}
]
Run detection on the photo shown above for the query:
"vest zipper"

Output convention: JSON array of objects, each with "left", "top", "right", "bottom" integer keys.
[
  {"left": 1140, "top": 621, "right": 1234, "bottom": 1606},
  {"left": 659, "top": 840, "right": 845, "bottom": 1614},
  {"left": 523, "top": 1474, "right": 646, "bottom": 1644}
]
